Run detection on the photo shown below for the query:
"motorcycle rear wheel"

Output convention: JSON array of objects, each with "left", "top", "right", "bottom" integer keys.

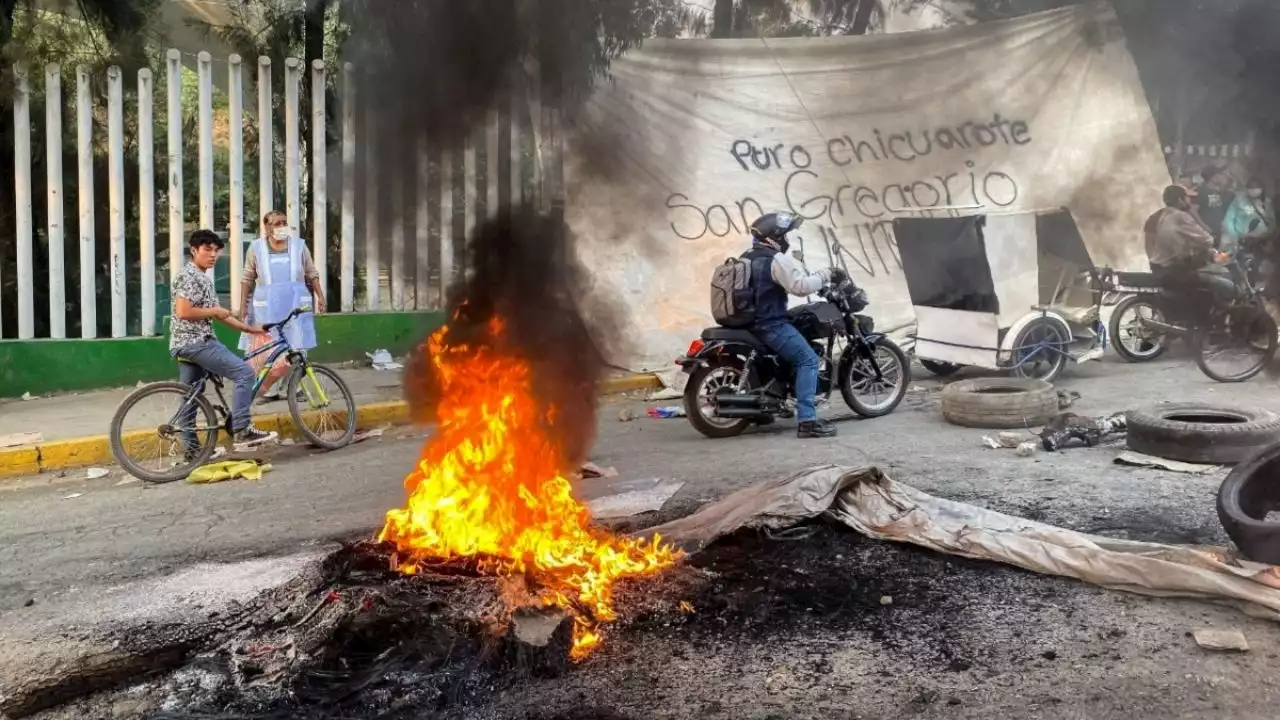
[
  {"left": 683, "top": 363, "right": 754, "bottom": 438},
  {"left": 1109, "top": 295, "right": 1170, "bottom": 363}
]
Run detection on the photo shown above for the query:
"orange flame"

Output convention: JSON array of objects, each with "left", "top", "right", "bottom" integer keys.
[{"left": 379, "top": 318, "right": 681, "bottom": 658}]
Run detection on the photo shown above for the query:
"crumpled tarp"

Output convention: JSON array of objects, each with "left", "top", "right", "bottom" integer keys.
[{"left": 642, "top": 465, "right": 1280, "bottom": 621}]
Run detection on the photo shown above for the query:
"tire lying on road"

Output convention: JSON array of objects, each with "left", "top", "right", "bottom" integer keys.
[
  {"left": 1217, "top": 443, "right": 1280, "bottom": 564},
  {"left": 940, "top": 378, "right": 1059, "bottom": 429},
  {"left": 1126, "top": 403, "right": 1280, "bottom": 465}
]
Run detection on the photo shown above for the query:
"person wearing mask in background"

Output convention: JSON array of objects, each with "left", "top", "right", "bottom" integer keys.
[
  {"left": 1196, "top": 165, "right": 1235, "bottom": 247},
  {"left": 239, "top": 211, "right": 326, "bottom": 402},
  {"left": 1177, "top": 173, "right": 1211, "bottom": 232},
  {"left": 1222, "top": 178, "right": 1275, "bottom": 257}
]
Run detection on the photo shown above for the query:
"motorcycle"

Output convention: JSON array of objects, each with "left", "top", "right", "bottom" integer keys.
[
  {"left": 1102, "top": 246, "right": 1278, "bottom": 383},
  {"left": 676, "top": 275, "right": 910, "bottom": 438}
]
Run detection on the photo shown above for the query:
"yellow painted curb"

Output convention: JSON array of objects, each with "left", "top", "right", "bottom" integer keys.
[{"left": 0, "top": 375, "right": 661, "bottom": 481}]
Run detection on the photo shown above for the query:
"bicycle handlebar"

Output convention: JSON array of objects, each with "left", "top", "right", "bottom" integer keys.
[{"left": 261, "top": 305, "right": 313, "bottom": 334}]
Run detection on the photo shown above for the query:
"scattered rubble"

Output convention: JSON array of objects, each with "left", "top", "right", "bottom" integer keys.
[
  {"left": 1192, "top": 628, "right": 1249, "bottom": 652},
  {"left": 1039, "top": 412, "right": 1127, "bottom": 451},
  {"left": 1114, "top": 452, "right": 1217, "bottom": 474}
]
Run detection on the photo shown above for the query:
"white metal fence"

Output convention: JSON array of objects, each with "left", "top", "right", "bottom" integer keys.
[{"left": 8, "top": 49, "right": 526, "bottom": 341}]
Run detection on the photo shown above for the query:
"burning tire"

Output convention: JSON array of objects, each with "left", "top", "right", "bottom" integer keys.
[
  {"left": 1126, "top": 403, "right": 1280, "bottom": 464},
  {"left": 940, "top": 378, "right": 1059, "bottom": 429},
  {"left": 1217, "top": 443, "right": 1280, "bottom": 564}
]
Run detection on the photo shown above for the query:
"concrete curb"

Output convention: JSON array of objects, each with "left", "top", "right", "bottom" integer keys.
[{"left": 0, "top": 374, "right": 664, "bottom": 481}]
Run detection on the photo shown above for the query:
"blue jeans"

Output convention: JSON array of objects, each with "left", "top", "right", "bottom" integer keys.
[
  {"left": 756, "top": 321, "right": 820, "bottom": 422},
  {"left": 175, "top": 337, "right": 256, "bottom": 435}
]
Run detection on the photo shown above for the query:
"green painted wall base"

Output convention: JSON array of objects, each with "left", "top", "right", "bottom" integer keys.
[{"left": 0, "top": 312, "right": 446, "bottom": 398}]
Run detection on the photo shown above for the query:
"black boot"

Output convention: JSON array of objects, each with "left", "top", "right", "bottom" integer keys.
[{"left": 797, "top": 418, "right": 837, "bottom": 438}]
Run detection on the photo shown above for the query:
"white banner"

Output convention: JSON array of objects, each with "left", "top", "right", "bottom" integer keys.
[{"left": 567, "top": 2, "right": 1169, "bottom": 376}]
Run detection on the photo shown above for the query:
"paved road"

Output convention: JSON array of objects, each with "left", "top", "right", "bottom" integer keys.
[{"left": 0, "top": 351, "right": 1269, "bottom": 615}]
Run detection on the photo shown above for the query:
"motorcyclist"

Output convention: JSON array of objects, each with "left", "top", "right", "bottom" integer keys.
[
  {"left": 1144, "top": 184, "right": 1234, "bottom": 302},
  {"left": 745, "top": 212, "right": 846, "bottom": 439}
]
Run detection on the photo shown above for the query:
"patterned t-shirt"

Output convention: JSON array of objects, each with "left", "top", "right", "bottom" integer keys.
[{"left": 170, "top": 262, "right": 218, "bottom": 353}]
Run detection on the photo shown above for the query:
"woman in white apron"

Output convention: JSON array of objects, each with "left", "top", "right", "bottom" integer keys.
[{"left": 239, "top": 211, "right": 326, "bottom": 401}]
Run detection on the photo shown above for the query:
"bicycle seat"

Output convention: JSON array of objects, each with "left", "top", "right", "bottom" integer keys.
[{"left": 176, "top": 357, "right": 212, "bottom": 382}]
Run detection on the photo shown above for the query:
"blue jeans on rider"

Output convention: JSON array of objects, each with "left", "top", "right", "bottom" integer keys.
[
  {"left": 756, "top": 321, "right": 820, "bottom": 423},
  {"left": 175, "top": 337, "right": 256, "bottom": 441}
]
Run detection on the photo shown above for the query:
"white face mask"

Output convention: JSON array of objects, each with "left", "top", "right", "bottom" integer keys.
[
  {"left": 1249, "top": 189, "right": 1264, "bottom": 199},
  {"left": 272, "top": 227, "right": 290, "bottom": 241}
]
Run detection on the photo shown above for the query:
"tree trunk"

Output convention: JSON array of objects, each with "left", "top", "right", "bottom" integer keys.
[
  {"left": 851, "top": 0, "right": 876, "bottom": 35},
  {"left": 712, "top": 0, "right": 733, "bottom": 38}
]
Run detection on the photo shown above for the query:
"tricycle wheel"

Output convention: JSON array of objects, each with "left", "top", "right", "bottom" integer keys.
[
  {"left": 920, "top": 359, "right": 962, "bottom": 378},
  {"left": 1012, "top": 317, "right": 1070, "bottom": 384},
  {"left": 683, "top": 364, "right": 753, "bottom": 438}
]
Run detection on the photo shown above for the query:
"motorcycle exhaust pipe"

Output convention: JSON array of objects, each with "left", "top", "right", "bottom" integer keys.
[
  {"left": 714, "top": 407, "right": 768, "bottom": 418},
  {"left": 715, "top": 394, "right": 762, "bottom": 408}
]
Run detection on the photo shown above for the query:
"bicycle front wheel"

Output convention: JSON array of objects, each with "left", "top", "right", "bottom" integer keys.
[
  {"left": 110, "top": 382, "right": 220, "bottom": 483},
  {"left": 287, "top": 364, "right": 358, "bottom": 449}
]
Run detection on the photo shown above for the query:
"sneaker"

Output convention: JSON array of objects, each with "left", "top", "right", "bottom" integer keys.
[
  {"left": 234, "top": 425, "right": 278, "bottom": 447},
  {"left": 797, "top": 418, "right": 837, "bottom": 439}
]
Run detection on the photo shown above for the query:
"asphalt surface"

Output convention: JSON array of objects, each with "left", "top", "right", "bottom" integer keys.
[
  {"left": 0, "top": 350, "right": 1269, "bottom": 615},
  {"left": 7, "top": 351, "right": 1280, "bottom": 718}
]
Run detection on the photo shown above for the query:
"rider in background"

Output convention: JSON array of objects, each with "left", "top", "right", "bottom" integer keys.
[
  {"left": 1222, "top": 178, "right": 1276, "bottom": 257},
  {"left": 745, "top": 212, "right": 845, "bottom": 440},
  {"left": 172, "top": 229, "right": 277, "bottom": 448},
  {"left": 1145, "top": 185, "right": 1233, "bottom": 299},
  {"left": 1196, "top": 165, "right": 1235, "bottom": 248}
]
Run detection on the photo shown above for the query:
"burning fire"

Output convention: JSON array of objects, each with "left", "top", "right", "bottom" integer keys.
[{"left": 379, "top": 317, "right": 681, "bottom": 659}]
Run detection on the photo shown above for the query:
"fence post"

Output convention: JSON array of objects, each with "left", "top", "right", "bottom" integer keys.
[
  {"left": 229, "top": 55, "right": 245, "bottom": 315},
  {"left": 167, "top": 50, "right": 183, "bottom": 285},
  {"left": 285, "top": 58, "right": 301, "bottom": 230},
  {"left": 139, "top": 68, "right": 156, "bottom": 336},
  {"left": 340, "top": 63, "right": 355, "bottom": 313},
  {"left": 311, "top": 59, "right": 327, "bottom": 307},
  {"left": 363, "top": 96, "right": 380, "bottom": 311},
  {"left": 391, "top": 152, "right": 405, "bottom": 311},
  {"left": 415, "top": 136, "right": 430, "bottom": 309},
  {"left": 440, "top": 146, "right": 452, "bottom": 308},
  {"left": 45, "top": 64, "right": 66, "bottom": 339},
  {"left": 198, "top": 52, "right": 214, "bottom": 249},
  {"left": 14, "top": 62, "right": 34, "bottom": 338},
  {"left": 107, "top": 66, "right": 127, "bottom": 338},
  {"left": 77, "top": 66, "right": 96, "bottom": 338},
  {"left": 259, "top": 57, "right": 274, "bottom": 224}
]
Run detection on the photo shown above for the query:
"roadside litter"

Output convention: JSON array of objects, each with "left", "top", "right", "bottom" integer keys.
[
  {"left": 1039, "top": 412, "right": 1127, "bottom": 451},
  {"left": 366, "top": 349, "right": 403, "bottom": 371},
  {"left": 648, "top": 406, "right": 686, "bottom": 419},
  {"left": 1114, "top": 452, "right": 1217, "bottom": 475},
  {"left": 187, "top": 459, "right": 272, "bottom": 484},
  {"left": 578, "top": 462, "right": 619, "bottom": 480},
  {"left": 85, "top": 467, "right": 110, "bottom": 480},
  {"left": 586, "top": 479, "right": 685, "bottom": 519}
]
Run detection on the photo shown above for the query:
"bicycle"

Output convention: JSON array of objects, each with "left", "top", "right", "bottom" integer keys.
[{"left": 109, "top": 306, "right": 358, "bottom": 483}]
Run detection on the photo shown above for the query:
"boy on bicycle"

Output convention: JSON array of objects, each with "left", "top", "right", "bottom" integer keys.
[{"left": 172, "top": 229, "right": 277, "bottom": 447}]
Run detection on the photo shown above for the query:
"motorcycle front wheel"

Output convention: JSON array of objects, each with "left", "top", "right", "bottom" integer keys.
[
  {"left": 840, "top": 338, "right": 911, "bottom": 418},
  {"left": 683, "top": 363, "right": 754, "bottom": 438}
]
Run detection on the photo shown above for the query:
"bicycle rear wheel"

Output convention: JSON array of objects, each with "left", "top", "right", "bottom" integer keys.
[
  {"left": 287, "top": 363, "right": 358, "bottom": 449},
  {"left": 110, "top": 382, "right": 220, "bottom": 483}
]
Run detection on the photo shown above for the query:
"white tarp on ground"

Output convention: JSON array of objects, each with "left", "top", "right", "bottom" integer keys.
[
  {"left": 641, "top": 466, "right": 1280, "bottom": 622},
  {"left": 567, "top": 1, "right": 1169, "bottom": 376}
]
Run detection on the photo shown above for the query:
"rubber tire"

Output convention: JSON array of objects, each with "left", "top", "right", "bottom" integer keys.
[
  {"left": 1217, "top": 443, "right": 1280, "bottom": 563},
  {"left": 1011, "top": 316, "right": 1070, "bottom": 384},
  {"left": 1195, "top": 307, "right": 1278, "bottom": 383},
  {"left": 110, "top": 382, "right": 220, "bottom": 484},
  {"left": 683, "top": 364, "right": 753, "bottom": 439},
  {"left": 1108, "top": 295, "right": 1170, "bottom": 363},
  {"left": 288, "top": 363, "right": 358, "bottom": 450},
  {"left": 940, "top": 377, "right": 1059, "bottom": 429},
  {"left": 1126, "top": 403, "right": 1280, "bottom": 464},
  {"left": 920, "top": 359, "right": 963, "bottom": 377},
  {"left": 841, "top": 339, "right": 910, "bottom": 418}
]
